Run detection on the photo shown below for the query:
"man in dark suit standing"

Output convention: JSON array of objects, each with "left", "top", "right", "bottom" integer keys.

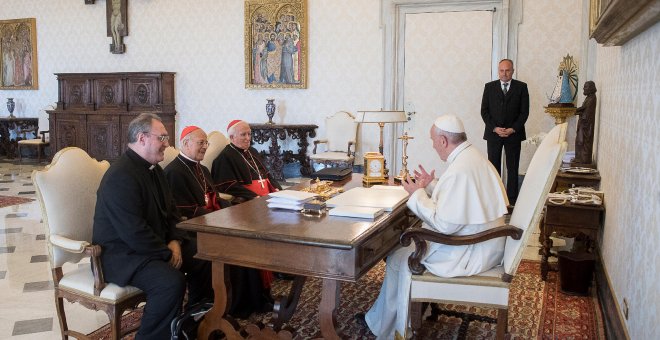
[
  {"left": 481, "top": 59, "right": 529, "bottom": 203},
  {"left": 93, "top": 113, "right": 212, "bottom": 339}
]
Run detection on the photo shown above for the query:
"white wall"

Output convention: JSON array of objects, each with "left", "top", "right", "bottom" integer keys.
[
  {"left": 0, "top": 0, "right": 383, "bottom": 156},
  {"left": 594, "top": 22, "right": 660, "bottom": 340}
]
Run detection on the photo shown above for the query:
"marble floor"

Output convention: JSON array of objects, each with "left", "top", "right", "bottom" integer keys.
[{"left": 0, "top": 160, "right": 563, "bottom": 339}]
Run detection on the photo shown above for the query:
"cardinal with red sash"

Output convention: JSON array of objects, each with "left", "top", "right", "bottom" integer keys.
[
  {"left": 212, "top": 119, "right": 282, "bottom": 201},
  {"left": 211, "top": 119, "right": 281, "bottom": 317},
  {"left": 164, "top": 126, "right": 230, "bottom": 220}
]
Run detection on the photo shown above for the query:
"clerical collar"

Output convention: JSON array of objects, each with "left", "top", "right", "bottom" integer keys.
[
  {"left": 447, "top": 141, "right": 471, "bottom": 163},
  {"left": 178, "top": 152, "right": 198, "bottom": 164},
  {"left": 126, "top": 147, "right": 157, "bottom": 170},
  {"left": 230, "top": 143, "right": 249, "bottom": 153}
]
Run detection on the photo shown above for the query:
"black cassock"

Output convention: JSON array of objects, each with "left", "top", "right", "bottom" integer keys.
[
  {"left": 167, "top": 153, "right": 272, "bottom": 318},
  {"left": 211, "top": 144, "right": 282, "bottom": 202},
  {"left": 164, "top": 155, "right": 230, "bottom": 219}
]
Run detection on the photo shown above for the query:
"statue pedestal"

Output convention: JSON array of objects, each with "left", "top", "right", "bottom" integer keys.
[{"left": 545, "top": 106, "right": 576, "bottom": 124}]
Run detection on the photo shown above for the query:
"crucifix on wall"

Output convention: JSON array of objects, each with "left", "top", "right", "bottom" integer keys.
[{"left": 85, "top": 0, "right": 128, "bottom": 54}]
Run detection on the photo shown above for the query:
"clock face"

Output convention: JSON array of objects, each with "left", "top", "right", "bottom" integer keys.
[{"left": 368, "top": 160, "right": 382, "bottom": 177}]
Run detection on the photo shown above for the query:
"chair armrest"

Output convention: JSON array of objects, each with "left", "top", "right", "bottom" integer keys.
[
  {"left": 313, "top": 139, "right": 328, "bottom": 154},
  {"left": 50, "top": 234, "right": 107, "bottom": 296},
  {"left": 50, "top": 234, "right": 90, "bottom": 253},
  {"left": 39, "top": 130, "right": 49, "bottom": 142},
  {"left": 400, "top": 225, "right": 524, "bottom": 275},
  {"left": 347, "top": 140, "right": 356, "bottom": 156}
]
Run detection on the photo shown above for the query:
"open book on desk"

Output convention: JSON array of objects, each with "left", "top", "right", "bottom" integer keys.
[{"left": 325, "top": 187, "right": 409, "bottom": 212}]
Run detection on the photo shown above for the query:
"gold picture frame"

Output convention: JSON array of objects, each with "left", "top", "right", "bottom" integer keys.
[
  {"left": 244, "top": 0, "right": 307, "bottom": 89},
  {"left": 0, "top": 18, "right": 38, "bottom": 90}
]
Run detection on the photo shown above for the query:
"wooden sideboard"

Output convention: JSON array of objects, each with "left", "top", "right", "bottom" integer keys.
[{"left": 46, "top": 72, "right": 176, "bottom": 162}]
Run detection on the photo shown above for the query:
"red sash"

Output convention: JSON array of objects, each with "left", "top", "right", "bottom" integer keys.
[
  {"left": 244, "top": 178, "right": 277, "bottom": 197},
  {"left": 203, "top": 192, "right": 222, "bottom": 211}
]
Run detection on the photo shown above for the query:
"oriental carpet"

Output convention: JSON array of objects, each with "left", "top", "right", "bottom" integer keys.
[
  {"left": 89, "top": 260, "right": 604, "bottom": 339},
  {"left": 0, "top": 195, "right": 33, "bottom": 208}
]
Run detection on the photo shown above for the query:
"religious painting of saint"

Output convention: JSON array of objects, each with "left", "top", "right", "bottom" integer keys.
[
  {"left": 0, "top": 18, "right": 38, "bottom": 90},
  {"left": 244, "top": 0, "right": 307, "bottom": 89}
]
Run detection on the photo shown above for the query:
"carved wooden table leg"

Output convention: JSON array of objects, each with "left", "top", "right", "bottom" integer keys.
[
  {"left": 317, "top": 278, "right": 341, "bottom": 340},
  {"left": 273, "top": 275, "right": 307, "bottom": 330},
  {"left": 198, "top": 261, "right": 242, "bottom": 340},
  {"left": 541, "top": 214, "right": 553, "bottom": 281}
]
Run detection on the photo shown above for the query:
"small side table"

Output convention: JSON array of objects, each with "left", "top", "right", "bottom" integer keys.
[
  {"left": 552, "top": 169, "right": 601, "bottom": 192},
  {"left": 541, "top": 200, "right": 604, "bottom": 281}
]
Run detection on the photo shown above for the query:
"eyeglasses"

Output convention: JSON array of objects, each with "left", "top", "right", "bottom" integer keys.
[
  {"left": 146, "top": 132, "right": 170, "bottom": 142},
  {"left": 194, "top": 140, "right": 210, "bottom": 147}
]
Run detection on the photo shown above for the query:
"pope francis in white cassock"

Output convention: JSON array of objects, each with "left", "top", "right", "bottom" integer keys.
[{"left": 363, "top": 115, "right": 509, "bottom": 339}]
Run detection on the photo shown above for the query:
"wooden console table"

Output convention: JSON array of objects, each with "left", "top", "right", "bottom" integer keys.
[
  {"left": 250, "top": 123, "right": 317, "bottom": 181},
  {"left": 0, "top": 117, "right": 39, "bottom": 159},
  {"left": 178, "top": 175, "right": 418, "bottom": 339},
  {"left": 551, "top": 169, "right": 601, "bottom": 192},
  {"left": 540, "top": 200, "right": 604, "bottom": 280}
]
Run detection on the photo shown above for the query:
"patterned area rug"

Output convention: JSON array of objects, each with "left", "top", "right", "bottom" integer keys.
[
  {"left": 0, "top": 195, "right": 33, "bottom": 208},
  {"left": 89, "top": 260, "right": 604, "bottom": 339}
]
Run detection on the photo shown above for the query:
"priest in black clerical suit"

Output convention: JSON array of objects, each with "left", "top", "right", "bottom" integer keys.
[
  {"left": 164, "top": 126, "right": 230, "bottom": 219},
  {"left": 481, "top": 59, "right": 529, "bottom": 203},
  {"left": 93, "top": 113, "right": 212, "bottom": 339},
  {"left": 211, "top": 119, "right": 282, "bottom": 202}
]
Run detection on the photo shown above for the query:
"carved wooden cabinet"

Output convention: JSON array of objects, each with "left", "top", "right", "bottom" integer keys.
[{"left": 47, "top": 72, "right": 176, "bottom": 161}]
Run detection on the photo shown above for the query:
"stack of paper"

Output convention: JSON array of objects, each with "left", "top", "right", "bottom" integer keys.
[
  {"left": 267, "top": 190, "right": 318, "bottom": 211},
  {"left": 328, "top": 206, "right": 384, "bottom": 220}
]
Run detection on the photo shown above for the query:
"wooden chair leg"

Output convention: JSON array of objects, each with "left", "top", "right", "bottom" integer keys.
[
  {"left": 410, "top": 301, "right": 423, "bottom": 339},
  {"left": 54, "top": 295, "right": 68, "bottom": 339},
  {"left": 107, "top": 306, "right": 122, "bottom": 340},
  {"left": 496, "top": 308, "right": 508, "bottom": 340},
  {"left": 18, "top": 145, "right": 22, "bottom": 162}
]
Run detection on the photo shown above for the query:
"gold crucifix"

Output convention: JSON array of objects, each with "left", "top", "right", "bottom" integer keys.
[
  {"left": 394, "top": 132, "right": 415, "bottom": 183},
  {"left": 85, "top": 0, "right": 128, "bottom": 54}
]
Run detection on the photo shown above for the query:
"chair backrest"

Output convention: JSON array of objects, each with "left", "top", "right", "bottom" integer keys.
[
  {"left": 159, "top": 146, "right": 180, "bottom": 169},
  {"left": 33, "top": 147, "right": 110, "bottom": 268},
  {"left": 503, "top": 123, "right": 567, "bottom": 275},
  {"left": 201, "top": 130, "right": 229, "bottom": 171},
  {"left": 325, "top": 111, "right": 358, "bottom": 152}
]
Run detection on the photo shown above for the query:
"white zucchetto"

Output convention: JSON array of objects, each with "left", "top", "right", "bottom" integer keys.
[{"left": 433, "top": 115, "right": 465, "bottom": 133}]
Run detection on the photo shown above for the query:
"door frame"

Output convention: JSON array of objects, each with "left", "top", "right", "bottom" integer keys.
[{"left": 379, "top": 0, "right": 523, "bottom": 172}]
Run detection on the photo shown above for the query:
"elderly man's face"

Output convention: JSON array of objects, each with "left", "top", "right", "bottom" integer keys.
[
  {"left": 182, "top": 129, "right": 208, "bottom": 162},
  {"left": 498, "top": 60, "right": 514, "bottom": 83},
  {"left": 231, "top": 122, "right": 252, "bottom": 150}
]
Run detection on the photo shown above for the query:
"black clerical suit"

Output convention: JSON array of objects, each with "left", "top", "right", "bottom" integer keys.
[
  {"left": 481, "top": 78, "right": 529, "bottom": 202},
  {"left": 211, "top": 144, "right": 282, "bottom": 202},
  {"left": 164, "top": 154, "right": 230, "bottom": 220},
  {"left": 93, "top": 148, "right": 212, "bottom": 339}
]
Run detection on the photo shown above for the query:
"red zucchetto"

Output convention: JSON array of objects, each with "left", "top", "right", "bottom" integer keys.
[{"left": 180, "top": 125, "right": 200, "bottom": 141}]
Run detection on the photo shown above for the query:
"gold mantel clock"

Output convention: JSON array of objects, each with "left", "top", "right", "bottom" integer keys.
[{"left": 363, "top": 152, "right": 386, "bottom": 185}]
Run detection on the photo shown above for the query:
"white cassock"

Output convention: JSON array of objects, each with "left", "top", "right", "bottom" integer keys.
[{"left": 365, "top": 141, "right": 508, "bottom": 339}]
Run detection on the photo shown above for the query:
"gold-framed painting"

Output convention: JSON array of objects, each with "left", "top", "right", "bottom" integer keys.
[
  {"left": 0, "top": 18, "right": 38, "bottom": 90},
  {"left": 244, "top": 0, "right": 307, "bottom": 89}
]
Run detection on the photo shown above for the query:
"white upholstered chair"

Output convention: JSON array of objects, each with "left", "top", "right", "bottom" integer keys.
[
  {"left": 159, "top": 145, "right": 180, "bottom": 169},
  {"left": 200, "top": 131, "right": 233, "bottom": 201},
  {"left": 200, "top": 130, "right": 229, "bottom": 171},
  {"left": 33, "top": 147, "right": 146, "bottom": 340},
  {"left": 310, "top": 111, "right": 358, "bottom": 170},
  {"left": 400, "top": 123, "right": 568, "bottom": 339}
]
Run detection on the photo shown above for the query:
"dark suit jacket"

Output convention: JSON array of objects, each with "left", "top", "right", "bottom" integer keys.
[
  {"left": 92, "top": 148, "right": 185, "bottom": 286},
  {"left": 481, "top": 78, "right": 529, "bottom": 143}
]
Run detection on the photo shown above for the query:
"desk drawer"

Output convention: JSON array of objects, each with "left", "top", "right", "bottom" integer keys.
[
  {"left": 545, "top": 205, "right": 602, "bottom": 228},
  {"left": 357, "top": 213, "right": 408, "bottom": 270}
]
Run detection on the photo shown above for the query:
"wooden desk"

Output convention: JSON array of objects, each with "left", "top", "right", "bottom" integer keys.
[
  {"left": 178, "top": 175, "right": 416, "bottom": 339},
  {"left": 540, "top": 200, "right": 604, "bottom": 280},
  {"left": 0, "top": 117, "right": 39, "bottom": 159},
  {"left": 250, "top": 123, "right": 317, "bottom": 181}
]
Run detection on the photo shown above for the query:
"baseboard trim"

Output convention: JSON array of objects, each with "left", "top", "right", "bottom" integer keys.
[{"left": 595, "top": 247, "right": 629, "bottom": 340}]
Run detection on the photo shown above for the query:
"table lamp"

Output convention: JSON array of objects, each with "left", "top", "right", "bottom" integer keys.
[{"left": 357, "top": 110, "right": 407, "bottom": 178}]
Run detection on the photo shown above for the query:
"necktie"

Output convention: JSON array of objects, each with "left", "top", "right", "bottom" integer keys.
[{"left": 503, "top": 83, "right": 509, "bottom": 95}]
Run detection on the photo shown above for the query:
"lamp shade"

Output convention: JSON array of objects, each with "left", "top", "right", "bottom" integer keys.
[{"left": 357, "top": 110, "right": 407, "bottom": 123}]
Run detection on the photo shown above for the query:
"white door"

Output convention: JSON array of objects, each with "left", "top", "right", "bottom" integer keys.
[{"left": 401, "top": 10, "right": 494, "bottom": 176}]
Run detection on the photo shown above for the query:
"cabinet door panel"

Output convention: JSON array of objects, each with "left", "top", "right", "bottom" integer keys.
[
  {"left": 127, "top": 77, "right": 159, "bottom": 110},
  {"left": 54, "top": 114, "right": 87, "bottom": 152},
  {"left": 94, "top": 77, "right": 125, "bottom": 111},
  {"left": 87, "top": 115, "right": 121, "bottom": 161},
  {"left": 61, "top": 78, "right": 91, "bottom": 110}
]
